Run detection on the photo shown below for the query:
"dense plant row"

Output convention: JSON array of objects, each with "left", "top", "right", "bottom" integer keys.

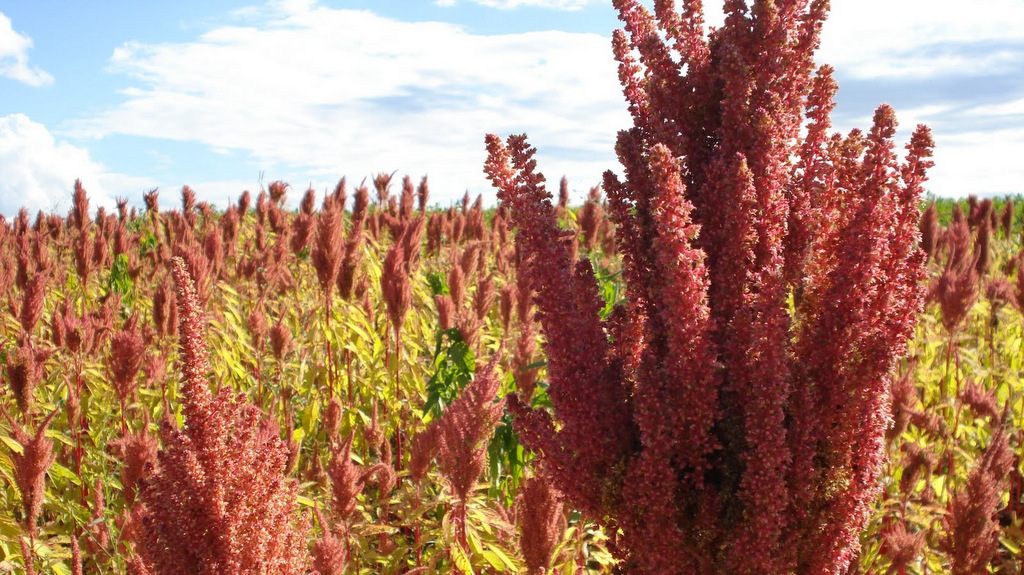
[
  {"left": 0, "top": 178, "right": 1022, "bottom": 574},
  {"left": 1, "top": 0, "right": 1023, "bottom": 571},
  {"left": 0, "top": 178, "right": 619, "bottom": 574}
]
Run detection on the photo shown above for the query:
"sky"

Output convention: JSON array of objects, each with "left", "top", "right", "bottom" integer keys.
[{"left": 0, "top": 0, "right": 1022, "bottom": 217}]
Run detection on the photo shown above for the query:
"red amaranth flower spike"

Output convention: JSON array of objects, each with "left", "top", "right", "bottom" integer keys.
[
  {"left": 516, "top": 473, "right": 565, "bottom": 574},
  {"left": 484, "top": 134, "right": 635, "bottom": 515},
  {"left": 940, "top": 418, "right": 1014, "bottom": 575},
  {"left": 136, "top": 257, "right": 309, "bottom": 574},
  {"left": 1, "top": 408, "right": 59, "bottom": 536},
  {"left": 486, "top": 4, "right": 930, "bottom": 565}
]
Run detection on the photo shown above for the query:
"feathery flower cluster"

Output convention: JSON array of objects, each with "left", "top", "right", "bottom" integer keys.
[
  {"left": 1, "top": 409, "right": 58, "bottom": 537},
  {"left": 934, "top": 207, "right": 979, "bottom": 334},
  {"left": 940, "top": 419, "right": 1014, "bottom": 575},
  {"left": 516, "top": 473, "right": 564, "bottom": 574},
  {"left": 135, "top": 257, "right": 308, "bottom": 574},
  {"left": 410, "top": 354, "right": 505, "bottom": 502},
  {"left": 485, "top": 1, "right": 932, "bottom": 572}
]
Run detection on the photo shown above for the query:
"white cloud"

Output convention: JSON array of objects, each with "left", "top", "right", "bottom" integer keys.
[
  {"left": 963, "top": 97, "right": 1024, "bottom": 118},
  {"left": 927, "top": 127, "right": 1024, "bottom": 198},
  {"left": 696, "top": 1, "right": 1024, "bottom": 80},
  {"left": 0, "top": 12, "right": 53, "bottom": 86},
  {"left": 72, "top": 5, "right": 630, "bottom": 206},
  {"left": 0, "top": 114, "right": 152, "bottom": 217},
  {"left": 64, "top": 1, "right": 1024, "bottom": 203},
  {"left": 818, "top": 0, "right": 1024, "bottom": 79}
]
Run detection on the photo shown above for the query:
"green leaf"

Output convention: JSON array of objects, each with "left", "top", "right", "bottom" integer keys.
[
  {"left": 1, "top": 436, "right": 24, "bottom": 455},
  {"left": 49, "top": 462, "right": 81, "bottom": 487},
  {"left": 451, "top": 542, "right": 475, "bottom": 575},
  {"left": 480, "top": 549, "right": 507, "bottom": 572},
  {"left": 484, "top": 543, "right": 518, "bottom": 572}
]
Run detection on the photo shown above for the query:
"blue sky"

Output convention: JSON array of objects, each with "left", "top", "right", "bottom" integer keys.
[{"left": 0, "top": 0, "right": 1022, "bottom": 217}]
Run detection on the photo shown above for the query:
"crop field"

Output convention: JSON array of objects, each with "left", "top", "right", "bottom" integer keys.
[
  {"left": 1, "top": 1, "right": 1023, "bottom": 575},
  {"left": 0, "top": 181, "right": 1021, "bottom": 574}
]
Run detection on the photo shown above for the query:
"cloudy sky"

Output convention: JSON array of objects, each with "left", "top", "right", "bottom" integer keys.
[{"left": 0, "top": 0, "right": 1021, "bottom": 217}]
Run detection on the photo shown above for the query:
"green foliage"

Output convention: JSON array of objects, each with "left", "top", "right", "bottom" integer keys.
[
  {"left": 423, "top": 328, "right": 475, "bottom": 421},
  {"left": 105, "top": 253, "right": 135, "bottom": 309}
]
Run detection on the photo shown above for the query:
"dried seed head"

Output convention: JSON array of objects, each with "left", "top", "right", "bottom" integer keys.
[
  {"left": 311, "top": 508, "right": 348, "bottom": 575},
  {"left": 324, "top": 396, "right": 344, "bottom": 439},
  {"left": 110, "top": 317, "right": 147, "bottom": 406},
  {"left": 19, "top": 270, "right": 48, "bottom": 336},
  {"left": 416, "top": 175, "right": 430, "bottom": 213},
  {"left": 311, "top": 205, "right": 345, "bottom": 300},
  {"left": 270, "top": 317, "right": 293, "bottom": 361},
  {"left": 2, "top": 408, "right": 59, "bottom": 536},
  {"left": 436, "top": 294, "right": 455, "bottom": 332},
  {"left": 143, "top": 189, "right": 159, "bottom": 214},
  {"left": 5, "top": 342, "right": 52, "bottom": 415}
]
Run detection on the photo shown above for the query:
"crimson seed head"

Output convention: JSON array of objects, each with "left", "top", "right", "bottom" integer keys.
[
  {"left": 311, "top": 205, "right": 345, "bottom": 300},
  {"left": 270, "top": 317, "right": 293, "bottom": 361},
  {"left": 409, "top": 422, "right": 439, "bottom": 485},
  {"left": 417, "top": 175, "right": 430, "bottom": 213},
  {"left": 109, "top": 422, "right": 159, "bottom": 506},
  {"left": 919, "top": 202, "right": 938, "bottom": 262},
  {"left": 109, "top": 317, "right": 147, "bottom": 406},
  {"left": 311, "top": 509, "right": 348, "bottom": 575},
  {"left": 19, "top": 270, "right": 47, "bottom": 336},
  {"left": 70, "top": 179, "right": 90, "bottom": 231},
  {"left": 137, "top": 257, "right": 310, "bottom": 574},
  {"left": 268, "top": 180, "right": 289, "bottom": 205},
  {"left": 237, "top": 190, "right": 251, "bottom": 215},
  {"left": 180, "top": 186, "right": 196, "bottom": 214},
  {"left": 433, "top": 354, "right": 505, "bottom": 501},
  {"left": 941, "top": 423, "right": 1014, "bottom": 575},
  {"left": 578, "top": 185, "right": 604, "bottom": 251},
  {"left": 324, "top": 396, "right": 344, "bottom": 439},
  {"left": 328, "top": 434, "right": 371, "bottom": 521},
  {"left": 881, "top": 522, "right": 924, "bottom": 574},
  {"left": 1000, "top": 199, "right": 1014, "bottom": 238},
  {"left": 151, "top": 279, "right": 178, "bottom": 339},
  {"left": 247, "top": 308, "right": 268, "bottom": 350},
  {"left": 499, "top": 283, "right": 516, "bottom": 331},
  {"left": 935, "top": 207, "right": 979, "bottom": 333},
  {"left": 21, "top": 536, "right": 37, "bottom": 575},
  {"left": 143, "top": 189, "right": 159, "bottom": 214},
  {"left": 435, "top": 294, "right": 455, "bottom": 331},
  {"left": 71, "top": 536, "right": 83, "bottom": 575},
  {"left": 373, "top": 171, "right": 394, "bottom": 206},
  {"left": 957, "top": 380, "right": 1000, "bottom": 422},
  {"left": 2, "top": 408, "right": 59, "bottom": 536},
  {"left": 381, "top": 237, "right": 412, "bottom": 341},
  {"left": 5, "top": 342, "right": 52, "bottom": 415},
  {"left": 399, "top": 175, "right": 415, "bottom": 220},
  {"left": 517, "top": 473, "right": 564, "bottom": 574}
]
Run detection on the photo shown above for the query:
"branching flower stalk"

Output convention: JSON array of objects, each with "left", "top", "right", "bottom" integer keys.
[
  {"left": 135, "top": 257, "right": 308, "bottom": 574},
  {"left": 484, "top": 1, "right": 933, "bottom": 572}
]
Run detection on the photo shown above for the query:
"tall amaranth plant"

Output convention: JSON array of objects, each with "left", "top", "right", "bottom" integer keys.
[
  {"left": 135, "top": 257, "right": 308, "bottom": 574},
  {"left": 484, "top": 1, "right": 933, "bottom": 574}
]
